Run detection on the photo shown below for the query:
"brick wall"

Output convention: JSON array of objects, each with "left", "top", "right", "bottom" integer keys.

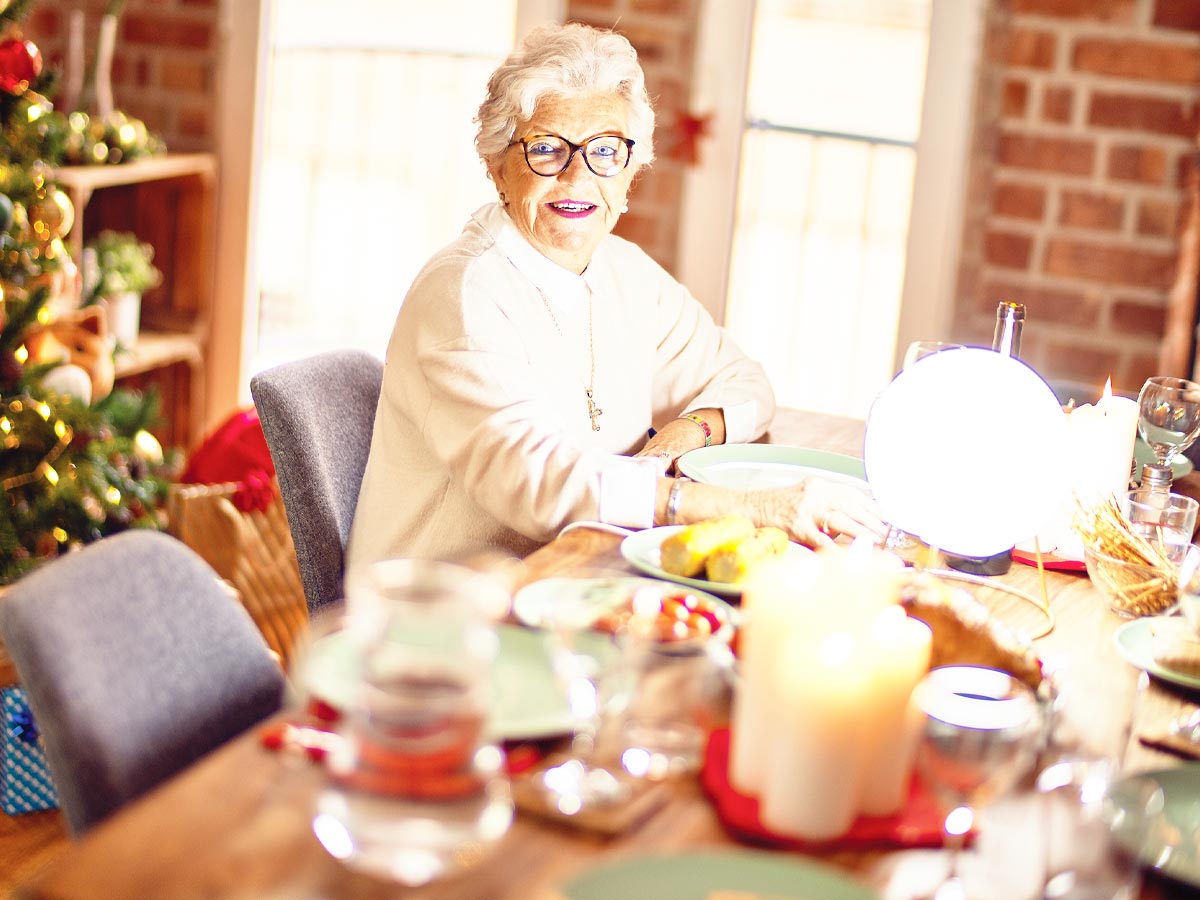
[
  {"left": 567, "top": 0, "right": 699, "bottom": 273},
  {"left": 27, "top": 0, "right": 218, "bottom": 153},
  {"left": 954, "top": 0, "right": 1200, "bottom": 393}
]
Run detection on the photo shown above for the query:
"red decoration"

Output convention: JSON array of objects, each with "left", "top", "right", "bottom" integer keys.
[
  {"left": 668, "top": 110, "right": 713, "bottom": 166},
  {"left": 0, "top": 38, "right": 42, "bottom": 95}
]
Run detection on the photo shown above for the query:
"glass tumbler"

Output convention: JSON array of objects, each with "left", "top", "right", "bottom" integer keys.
[
  {"left": 1120, "top": 489, "right": 1199, "bottom": 565},
  {"left": 311, "top": 559, "right": 513, "bottom": 886}
]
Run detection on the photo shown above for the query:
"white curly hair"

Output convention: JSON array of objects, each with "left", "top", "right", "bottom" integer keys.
[{"left": 475, "top": 22, "right": 656, "bottom": 171}]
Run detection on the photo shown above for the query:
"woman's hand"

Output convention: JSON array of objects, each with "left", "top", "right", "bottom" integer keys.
[
  {"left": 634, "top": 409, "right": 726, "bottom": 475},
  {"left": 752, "top": 478, "right": 888, "bottom": 548}
]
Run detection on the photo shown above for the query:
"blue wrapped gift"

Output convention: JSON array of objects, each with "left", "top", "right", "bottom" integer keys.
[{"left": 1, "top": 686, "right": 58, "bottom": 815}]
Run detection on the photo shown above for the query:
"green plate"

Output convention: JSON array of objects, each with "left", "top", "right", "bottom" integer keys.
[
  {"left": 298, "top": 623, "right": 572, "bottom": 741},
  {"left": 1113, "top": 618, "right": 1200, "bottom": 691},
  {"left": 561, "top": 849, "right": 878, "bottom": 900},
  {"left": 619, "top": 525, "right": 813, "bottom": 599},
  {"left": 1133, "top": 437, "right": 1194, "bottom": 479},
  {"left": 1110, "top": 765, "right": 1200, "bottom": 888},
  {"left": 677, "top": 445, "right": 867, "bottom": 491}
]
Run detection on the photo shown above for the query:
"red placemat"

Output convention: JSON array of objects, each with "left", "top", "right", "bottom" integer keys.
[
  {"left": 700, "top": 728, "right": 953, "bottom": 850},
  {"left": 1012, "top": 548, "right": 1086, "bottom": 572}
]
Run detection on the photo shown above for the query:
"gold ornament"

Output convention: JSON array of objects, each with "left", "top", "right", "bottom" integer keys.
[{"left": 28, "top": 185, "right": 75, "bottom": 242}]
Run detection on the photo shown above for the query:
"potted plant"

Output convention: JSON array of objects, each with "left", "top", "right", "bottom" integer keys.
[{"left": 82, "top": 229, "right": 162, "bottom": 347}]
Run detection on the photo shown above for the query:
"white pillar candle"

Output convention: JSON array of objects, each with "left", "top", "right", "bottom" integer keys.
[
  {"left": 1021, "top": 379, "right": 1139, "bottom": 558},
  {"left": 858, "top": 607, "right": 933, "bottom": 816},
  {"left": 760, "top": 629, "right": 875, "bottom": 840}
]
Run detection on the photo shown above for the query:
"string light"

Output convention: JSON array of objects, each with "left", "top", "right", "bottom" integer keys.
[{"left": 0, "top": 396, "right": 74, "bottom": 490}]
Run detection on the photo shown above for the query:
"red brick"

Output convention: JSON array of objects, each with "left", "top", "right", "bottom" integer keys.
[
  {"left": 1043, "top": 237, "right": 1177, "bottom": 289},
  {"left": 631, "top": 0, "right": 688, "bottom": 12},
  {"left": 1059, "top": 190, "right": 1124, "bottom": 230},
  {"left": 985, "top": 230, "right": 1034, "bottom": 269},
  {"left": 1007, "top": 29, "right": 1056, "bottom": 69},
  {"left": 161, "top": 59, "right": 210, "bottom": 92},
  {"left": 983, "top": 280, "right": 1098, "bottom": 326},
  {"left": 1136, "top": 198, "right": 1180, "bottom": 237},
  {"left": 1012, "top": 0, "right": 1135, "bottom": 21},
  {"left": 1088, "top": 91, "right": 1199, "bottom": 139},
  {"left": 993, "top": 182, "right": 1046, "bottom": 219},
  {"left": 1003, "top": 79, "right": 1030, "bottom": 117},
  {"left": 998, "top": 132, "right": 1095, "bottom": 175},
  {"left": 1040, "top": 340, "right": 1121, "bottom": 386},
  {"left": 1073, "top": 38, "right": 1200, "bottom": 86},
  {"left": 122, "top": 14, "right": 213, "bottom": 50},
  {"left": 1042, "top": 86, "right": 1073, "bottom": 123},
  {"left": 1112, "top": 298, "right": 1167, "bottom": 337},
  {"left": 1154, "top": 0, "right": 1200, "bottom": 31},
  {"left": 1122, "top": 353, "right": 1163, "bottom": 392},
  {"left": 1107, "top": 144, "right": 1168, "bottom": 184}
]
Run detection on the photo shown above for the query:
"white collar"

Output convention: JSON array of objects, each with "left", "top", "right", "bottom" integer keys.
[{"left": 479, "top": 203, "right": 603, "bottom": 299}]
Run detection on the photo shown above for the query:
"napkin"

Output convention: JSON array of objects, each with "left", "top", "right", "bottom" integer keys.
[{"left": 700, "top": 728, "right": 950, "bottom": 850}]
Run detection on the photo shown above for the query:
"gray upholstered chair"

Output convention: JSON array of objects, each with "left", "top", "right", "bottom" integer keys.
[
  {"left": 0, "top": 530, "right": 285, "bottom": 835},
  {"left": 250, "top": 349, "right": 384, "bottom": 614}
]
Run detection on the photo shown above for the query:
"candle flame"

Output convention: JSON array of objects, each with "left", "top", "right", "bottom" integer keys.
[{"left": 1102, "top": 377, "right": 1113, "bottom": 400}]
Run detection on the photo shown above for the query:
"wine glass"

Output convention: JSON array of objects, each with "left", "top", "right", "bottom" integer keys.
[
  {"left": 1136, "top": 376, "right": 1200, "bottom": 489},
  {"left": 914, "top": 665, "right": 1044, "bottom": 900},
  {"left": 883, "top": 342, "right": 967, "bottom": 554},
  {"left": 513, "top": 571, "right": 658, "bottom": 816},
  {"left": 901, "top": 340, "right": 966, "bottom": 373}
]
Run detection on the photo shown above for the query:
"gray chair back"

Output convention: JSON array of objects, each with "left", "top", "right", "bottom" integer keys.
[
  {"left": 250, "top": 349, "right": 384, "bottom": 613},
  {"left": 0, "top": 531, "right": 285, "bottom": 835}
]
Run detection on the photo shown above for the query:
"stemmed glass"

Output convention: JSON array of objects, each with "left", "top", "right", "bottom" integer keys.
[
  {"left": 914, "top": 665, "right": 1044, "bottom": 900},
  {"left": 884, "top": 341, "right": 966, "bottom": 553},
  {"left": 1136, "top": 376, "right": 1200, "bottom": 490},
  {"left": 902, "top": 340, "right": 966, "bottom": 373},
  {"left": 513, "top": 571, "right": 655, "bottom": 817}
]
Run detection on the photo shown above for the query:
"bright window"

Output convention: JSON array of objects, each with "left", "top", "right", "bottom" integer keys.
[
  {"left": 250, "top": 0, "right": 523, "bottom": 373},
  {"left": 724, "top": 0, "right": 932, "bottom": 417}
]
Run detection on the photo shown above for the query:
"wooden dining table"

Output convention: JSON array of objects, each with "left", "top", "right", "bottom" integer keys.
[{"left": 16, "top": 409, "right": 1200, "bottom": 900}]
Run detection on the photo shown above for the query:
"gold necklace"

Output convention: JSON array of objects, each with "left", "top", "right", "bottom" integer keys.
[{"left": 536, "top": 286, "right": 602, "bottom": 431}]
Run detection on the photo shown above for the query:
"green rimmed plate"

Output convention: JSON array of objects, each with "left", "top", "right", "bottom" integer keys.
[
  {"left": 298, "top": 623, "right": 573, "bottom": 741},
  {"left": 1110, "top": 765, "right": 1200, "bottom": 889},
  {"left": 1113, "top": 618, "right": 1200, "bottom": 692},
  {"left": 560, "top": 849, "right": 878, "bottom": 900},
  {"left": 677, "top": 445, "right": 868, "bottom": 492}
]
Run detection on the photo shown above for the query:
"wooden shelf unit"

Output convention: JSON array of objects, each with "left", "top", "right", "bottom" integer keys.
[{"left": 50, "top": 154, "right": 217, "bottom": 452}]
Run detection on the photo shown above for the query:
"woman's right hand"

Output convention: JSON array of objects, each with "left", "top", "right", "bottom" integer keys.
[{"left": 752, "top": 478, "right": 888, "bottom": 548}]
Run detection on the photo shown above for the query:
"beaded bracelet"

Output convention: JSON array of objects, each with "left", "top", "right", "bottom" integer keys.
[
  {"left": 667, "top": 477, "right": 689, "bottom": 525},
  {"left": 679, "top": 413, "right": 712, "bottom": 447}
]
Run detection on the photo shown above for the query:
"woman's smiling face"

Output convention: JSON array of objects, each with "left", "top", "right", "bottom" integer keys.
[{"left": 489, "top": 92, "right": 637, "bottom": 274}]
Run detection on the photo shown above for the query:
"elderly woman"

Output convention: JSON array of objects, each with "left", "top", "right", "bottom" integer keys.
[{"left": 348, "top": 23, "right": 884, "bottom": 569}]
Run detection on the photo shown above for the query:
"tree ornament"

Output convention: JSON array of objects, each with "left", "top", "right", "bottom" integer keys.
[
  {"left": 0, "top": 38, "right": 41, "bottom": 95},
  {"left": 28, "top": 185, "right": 74, "bottom": 242}
]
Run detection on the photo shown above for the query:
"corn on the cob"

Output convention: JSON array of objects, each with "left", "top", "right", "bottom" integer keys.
[
  {"left": 660, "top": 515, "right": 755, "bottom": 577},
  {"left": 705, "top": 526, "right": 789, "bottom": 584}
]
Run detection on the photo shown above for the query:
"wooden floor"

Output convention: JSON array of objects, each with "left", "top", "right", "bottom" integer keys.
[{"left": 0, "top": 809, "right": 70, "bottom": 897}]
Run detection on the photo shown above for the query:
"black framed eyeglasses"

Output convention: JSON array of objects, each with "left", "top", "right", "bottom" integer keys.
[{"left": 513, "top": 133, "right": 635, "bottom": 177}]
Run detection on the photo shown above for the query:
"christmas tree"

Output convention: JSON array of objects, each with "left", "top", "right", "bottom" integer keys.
[{"left": 0, "top": 0, "right": 177, "bottom": 583}]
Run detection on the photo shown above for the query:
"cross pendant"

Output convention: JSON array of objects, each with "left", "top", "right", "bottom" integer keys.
[{"left": 586, "top": 389, "right": 603, "bottom": 431}]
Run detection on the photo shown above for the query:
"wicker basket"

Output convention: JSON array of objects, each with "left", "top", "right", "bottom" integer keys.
[{"left": 167, "top": 480, "right": 309, "bottom": 667}]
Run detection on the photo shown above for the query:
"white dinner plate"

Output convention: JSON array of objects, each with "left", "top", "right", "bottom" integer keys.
[
  {"left": 677, "top": 444, "right": 868, "bottom": 492},
  {"left": 1112, "top": 618, "right": 1200, "bottom": 691},
  {"left": 298, "top": 623, "right": 573, "bottom": 741},
  {"left": 1110, "top": 765, "right": 1200, "bottom": 889},
  {"left": 560, "top": 849, "right": 877, "bottom": 900},
  {"left": 619, "top": 525, "right": 812, "bottom": 599}
]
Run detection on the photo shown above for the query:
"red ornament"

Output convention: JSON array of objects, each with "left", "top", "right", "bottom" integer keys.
[{"left": 0, "top": 38, "right": 42, "bottom": 95}]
